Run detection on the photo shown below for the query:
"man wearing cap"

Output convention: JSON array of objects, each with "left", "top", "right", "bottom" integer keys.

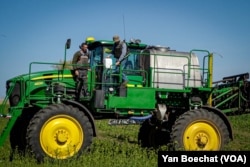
[
  {"left": 72, "top": 42, "right": 90, "bottom": 99},
  {"left": 112, "top": 35, "right": 129, "bottom": 87}
]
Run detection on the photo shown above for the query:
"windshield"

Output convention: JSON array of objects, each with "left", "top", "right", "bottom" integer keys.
[{"left": 89, "top": 45, "right": 142, "bottom": 72}]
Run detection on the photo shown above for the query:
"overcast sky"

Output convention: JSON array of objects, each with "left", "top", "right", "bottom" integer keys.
[{"left": 0, "top": 0, "right": 250, "bottom": 98}]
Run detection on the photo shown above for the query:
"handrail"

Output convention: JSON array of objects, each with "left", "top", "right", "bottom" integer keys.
[
  {"left": 144, "top": 52, "right": 192, "bottom": 89},
  {"left": 190, "top": 49, "right": 211, "bottom": 87}
]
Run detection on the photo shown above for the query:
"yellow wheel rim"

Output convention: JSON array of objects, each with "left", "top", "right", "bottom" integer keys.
[
  {"left": 183, "top": 120, "right": 221, "bottom": 150},
  {"left": 40, "top": 114, "right": 84, "bottom": 159}
]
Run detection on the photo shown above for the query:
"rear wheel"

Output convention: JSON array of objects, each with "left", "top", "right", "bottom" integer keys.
[
  {"left": 138, "top": 119, "right": 152, "bottom": 147},
  {"left": 138, "top": 119, "right": 170, "bottom": 148},
  {"left": 26, "top": 104, "right": 93, "bottom": 162},
  {"left": 171, "top": 109, "right": 230, "bottom": 150}
]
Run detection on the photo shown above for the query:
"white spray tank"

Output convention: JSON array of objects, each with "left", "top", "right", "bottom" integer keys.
[{"left": 142, "top": 46, "right": 202, "bottom": 89}]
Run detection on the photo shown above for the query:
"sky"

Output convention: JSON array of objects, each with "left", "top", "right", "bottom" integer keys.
[{"left": 0, "top": 0, "right": 250, "bottom": 98}]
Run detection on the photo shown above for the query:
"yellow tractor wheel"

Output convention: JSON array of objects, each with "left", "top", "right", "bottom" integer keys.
[
  {"left": 171, "top": 108, "right": 230, "bottom": 150},
  {"left": 26, "top": 104, "right": 93, "bottom": 162}
]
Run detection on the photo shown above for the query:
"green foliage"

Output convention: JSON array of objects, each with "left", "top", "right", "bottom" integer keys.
[
  {"left": 0, "top": 114, "right": 250, "bottom": 166},
  {"left": 223, "top": 114, "right": 250, "bottom": 150}
]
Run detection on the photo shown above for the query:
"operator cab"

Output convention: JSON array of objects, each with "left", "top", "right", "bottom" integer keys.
[{"left": 87, "top": 39, "right": 147, "bottom": 91}]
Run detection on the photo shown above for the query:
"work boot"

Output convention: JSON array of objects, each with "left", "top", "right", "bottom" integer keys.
[
  {"left": 84, "top": 91, "right": 90, "bottom": 96},
  {"left": 120, "top": 81, "right": 128, "bottom": 88}
]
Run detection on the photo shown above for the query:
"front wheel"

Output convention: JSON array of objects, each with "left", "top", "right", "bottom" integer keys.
[
  {"left": 171, "top": 109, "right": 230, "bottom": 150},
  {"left": 26, "top": 104, "right": 93, "bottom": 162}
]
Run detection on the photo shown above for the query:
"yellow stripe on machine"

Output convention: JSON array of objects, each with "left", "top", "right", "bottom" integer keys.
[
  {"left": 31, "top": 74, "right": 73, "bottom": 80},
  {"left": 127, "top": 84, "right": 143, "bottom": 87}
]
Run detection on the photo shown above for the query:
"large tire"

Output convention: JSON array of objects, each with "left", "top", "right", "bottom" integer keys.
[
  {"left": 171, "top": 109, "right": 230, "bottom": 150},
  {"left": 138, "top": 119, "right": 152, "bottom": 147},
  {"left": 9, "top": 107, "right": 37, "bottom": 161},
  {"left": 26, "top": 104, "right": 93, "bottom": 162},
  {"left": 10, "top": 115, "right": 29, "bottom": 160},
  {"left": 138, "top": 119, "right": 170, "bottom": 148}
]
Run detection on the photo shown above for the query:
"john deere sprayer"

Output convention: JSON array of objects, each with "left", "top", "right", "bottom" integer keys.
[{"left": 0, "top": 37, "right": 249, "bottom": 162}]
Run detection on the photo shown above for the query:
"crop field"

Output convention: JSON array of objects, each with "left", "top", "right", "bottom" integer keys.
[{"left": 0, "top": 109, "right": 249, "bottom": 167}]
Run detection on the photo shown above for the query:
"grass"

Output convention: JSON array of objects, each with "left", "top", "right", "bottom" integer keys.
[
  {"left": 0, "top": 112, "right": 250, "bottom": 167},
  {"left": 224, "top": 114, "right": 250, "bottom": 150}
]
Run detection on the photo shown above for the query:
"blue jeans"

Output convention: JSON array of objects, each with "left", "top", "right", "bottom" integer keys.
[{"left": 114, "top": 60, "right": 128, "bottom": 82}]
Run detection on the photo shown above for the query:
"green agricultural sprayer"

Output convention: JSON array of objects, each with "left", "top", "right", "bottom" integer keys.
[{"left": 0, "top": 37, "right": 249, "bottom": 162}]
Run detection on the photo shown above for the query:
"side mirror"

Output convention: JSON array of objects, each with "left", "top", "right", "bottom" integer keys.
[
  {"left": 63, "top": 39, "right": 71, "bottom": 68},
  {"left": 66, "top": 39, "right": 71, "bottom": 49}
]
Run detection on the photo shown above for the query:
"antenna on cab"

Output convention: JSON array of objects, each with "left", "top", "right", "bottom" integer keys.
[{"left": 123, "top": 14, "right": 126, "bottom": 41}]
